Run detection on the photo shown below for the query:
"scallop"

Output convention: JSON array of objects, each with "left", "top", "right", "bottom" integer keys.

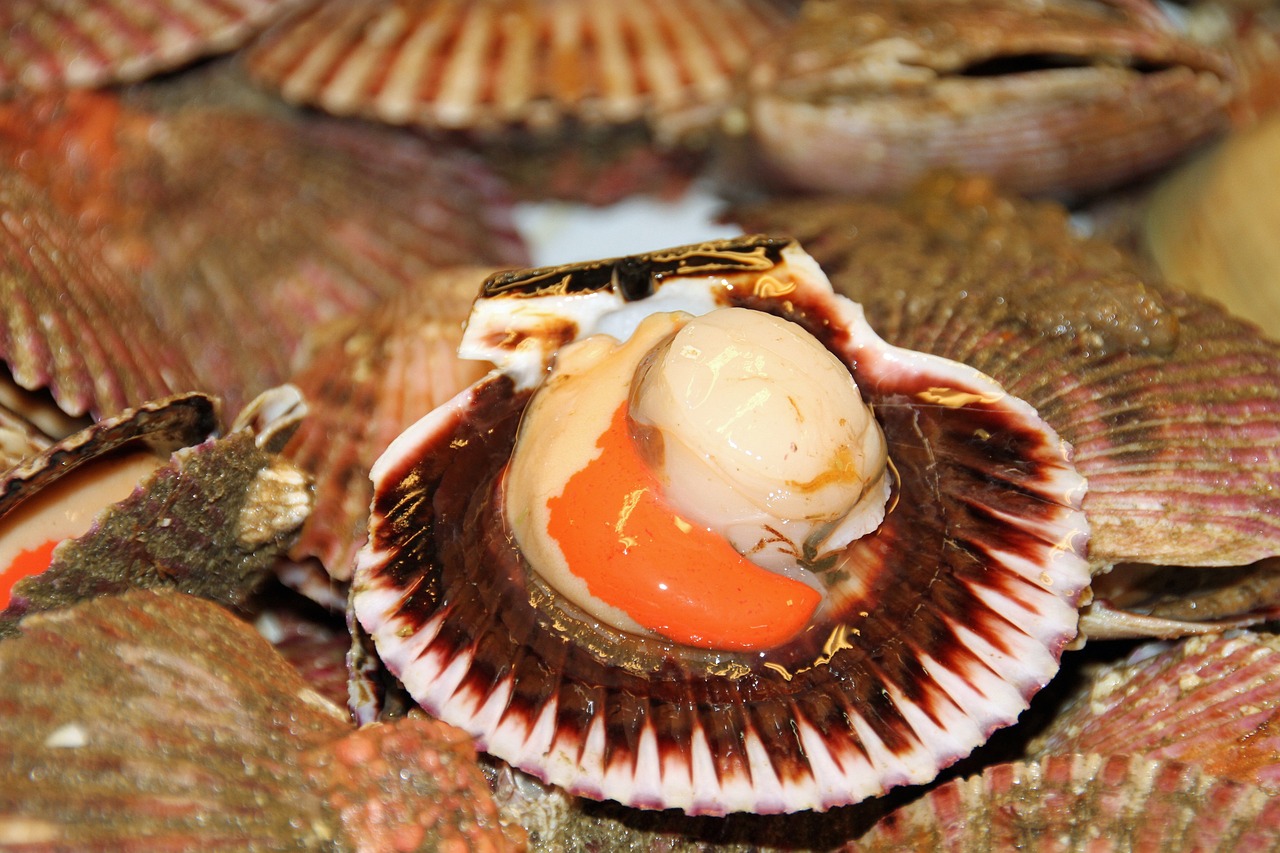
[{"left": 354, "top": 236, "right": 1090, "bottom": 815}]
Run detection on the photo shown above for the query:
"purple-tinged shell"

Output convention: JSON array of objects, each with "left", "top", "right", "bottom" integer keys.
[
  {"left": 743, "top": 0, "right": 1235, "bottom": 198},
  {"left": 0, "top": 0, "right": 303, "bottom": 96},
  {"left": 844, "top": 753, "right": 1280, "bottom": 851},
  {"left": 0, "top": 387, "right": 310, "bottom": 633},
  {"left": 246, "top": 0, "right": 794, "bottom": 140},
  {"left": 728, "top": 176, "right": 1280, "bottom": 573},
  {"left": 285, "top": 267, "right": 497, "bottom": 583},
  {"left": 354, "top": 236, "right": 1090, "bottom": 815},
  {"left": 0, "top": 588, "right": 525, "bottom": 851},
  {"left": 1030, "top": 631, "right": 1280, "bottom": 791}
]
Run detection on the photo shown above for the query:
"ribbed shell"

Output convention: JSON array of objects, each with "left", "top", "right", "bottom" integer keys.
[
  {"left": 0, "top": 165, "right": 200, "bottom": 420},
  {"left": 246, "top": 0, "right": 793, "bottom": 138},
  {"left": 354, "top": 237, "right": 1090, "bottom": 815},
  {"left": 728, "top": 177, "right": 1280, "bottom": 569},
  {"left": 0, "top": 0, "right": 302, "bottom": 95},
  {"left": 1030, "top": 632, "right": 1280, "bottom": 791},
  {"left": 744, "top": 0, "right": 1234, "bottom": 197},
  {"left": 0, "top": 589, "right": 523, "bottom": 852},
  {"left": 285, "top": 267, "right": 495, "bottom": 582},
  {"left": 845, "top": 753, "right": 1280, "bottom": 852}
]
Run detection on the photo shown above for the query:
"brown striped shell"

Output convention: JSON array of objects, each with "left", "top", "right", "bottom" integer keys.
[
  {"left": 0, "top": 588, "right": 525, "bottom": 851},
  {"left": 728, "top": 176, "right": 1280, "bottom": 576},
  {"left": 353, "top": 236, "right": 1090, "bottom": 815},
  {"left": 284, "top": 267, "right": 497, "bottom": 581},
  {"left": 0, "top": 0, "right": 303, "bottom": 96},
  {"left": 844, "top": 753, "right": 1280, "bottom": 851},
  {"left": 743, "top": 0, "right": 1235, "bottom": 197},
  {"left": 246, "top": 0, "right": 794, "bottom": 140}
]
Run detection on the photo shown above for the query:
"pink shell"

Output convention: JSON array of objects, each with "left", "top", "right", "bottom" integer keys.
[{"left": 354, "top": 237, "right": 1090, "bottom": 815}]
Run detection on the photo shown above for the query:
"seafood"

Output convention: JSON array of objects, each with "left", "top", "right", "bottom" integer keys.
[
  {"left": 741, "top": 0, "right": 1236, "bottom": 197},
  {"left": 0, "top": 588, "right": 524, "bottom": 851},
  {"left": 354, "top": 236, "right": 1090, "bottom": 814},
  {"left": 0, "top": 387, "right": 309, "bottom": 634},
  {"left": 729, "top": 175, "right": 1280, "bottom": 637}
]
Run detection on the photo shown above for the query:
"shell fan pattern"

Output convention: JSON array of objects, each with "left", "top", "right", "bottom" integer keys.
[{"left": 354, "top": 236, "right": 1091, "bottom": 815}]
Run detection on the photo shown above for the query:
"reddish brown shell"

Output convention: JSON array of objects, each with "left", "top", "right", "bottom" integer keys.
[
  {"left": 0, "top": 0, "right": 302, "bottom": 95},
  {"left": 845, "top": 753, "right": 1280, "bottom": 851},
  {"left": 728, "top": 176, "right": 1280, "bottom": 571},
  {"left": 0, "top": 589, "right": 524, "bottom": 851},
  {"left": 285, "top": 267, "right": 495, "bottom": 581},
  {"left": 354, "top": 237, "right": 1089, "bottom": 815},
  {"left": 1030, "top": 631, "right": 1280, "bottom": 791},
  {"left": 744, "top": 0, "right": 1235, "bottom": 197},
  {"left": 246, "top": 0, "right": 793, "bottom": 139}
]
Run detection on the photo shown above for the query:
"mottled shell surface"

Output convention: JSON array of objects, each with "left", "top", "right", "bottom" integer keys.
[
  {"left": 1030, "top": 631, "right": 1280, "bottom": 791},
  {"left": 285, "top": 267, "right": 496, "bottom": 582},
  {"left": 729, "top": 176, "right": 1280, "bottom": 572},
  {"left": 247, "top": 0, "right": 794, "bottom": 140},
  {"left": 744, "top": 0, "right": 1235, "bottom": 197},
  {"left": 354, "top": 237, "right": 1089, "bottom": 815},
  {"left": 0, "top": 0, "right": 303, "bottom": 96},
  {"left": 0, "top": 589, "right": 524, "bottom": 852},
  {"left": 845, "top": 753, "right": 1280, "bottom": 852}
]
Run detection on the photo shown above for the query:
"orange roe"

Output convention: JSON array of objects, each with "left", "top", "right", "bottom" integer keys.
[
  {"left": 547, "top": 404, "right": 821, "bottom": 651},
  {"left": 0, "top": 539, "right": 59, "bottom": 609}
]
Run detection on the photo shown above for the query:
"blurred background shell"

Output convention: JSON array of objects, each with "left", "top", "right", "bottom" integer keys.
[{"left": 1144, "top": 111, "right": 1280, "bottom": 341}]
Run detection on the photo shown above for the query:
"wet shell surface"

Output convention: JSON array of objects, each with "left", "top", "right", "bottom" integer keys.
[
  {"left": 844, "top": 753, "right": 1280, "bottom": 851},
  {"left": 284, "top": 267, "right": 497, "bottom": 582},
  {"left": 743, "top": 0, "right": 1235, "bottom": 197},
  {"left": 247, "top": 0, "right": 794, "bottom": 140},
  {"left": 1029, "top": 631, "right": 1280, "bottom": 791},
  {"left": 354, "top": 236, "right": 1090, "bottom": 815},
  {"left": 0, "top": 387, "right": 310, "bottom": 633},
  {"left": 0, "top": 89, "right": 528, "bottom": 415},
  {"left": 0, "top": 588, "right": 524, "bottom": 852},
  {"left": 729, "top": 176, "right": 1280, "bottom": 573},
  {"left": 0, "top": 0, "right": 302, "bottom": 96}
]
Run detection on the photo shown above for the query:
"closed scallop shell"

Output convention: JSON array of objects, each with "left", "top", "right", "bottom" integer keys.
[
  {"left": 0, "top": 0, "right": 303, "bottom": 95},
  {"left": 354, "top": 237, "right": 1090, "bottom": 815},
  {"left": 728, "top": 176, "right": 1280, "bottom": 571},
  {"left": 246, "top": 0, "right": 793, "bottom": 139},
  {"left": 0, "top": 588, "right": 524, "bottom": 851},
  {"left": 284, "top": 267, "right": 496, "bottom": 581},
  {"left": 1030, "top": 631, "right": 1280, "bottom": 791},
  {"left": 744, "top": 0, "right": 1234, "bottom": 198},
  {"left": 845, "top": 753, "right": 1280, "bottom": 852}
]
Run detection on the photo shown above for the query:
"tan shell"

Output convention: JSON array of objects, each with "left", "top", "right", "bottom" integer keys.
[{"left": 246, "top": 0, "right": 793, "bottom": 140}]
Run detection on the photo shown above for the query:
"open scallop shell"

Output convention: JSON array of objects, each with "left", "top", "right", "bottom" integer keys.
[
  {"left": 743, "top": 0, "right": 1234, "bottom": 198},
  {"left": 0, "top": 0, "right": 303, "bottom": 96},
  {"left": 728, "top": 176, "right": 1280, "bottom": 572},
  {"left": 846, "top": 753, "right": 1280, "bottom": 851},
  {"left": 0, "top": 588, "right": 524, "bottom": 851},
  {"left": 354, "top": 236, "right": 1090, "bottom": 815},
  {"left": 246, "top": 0, "right": 793, "bottom": 140}
]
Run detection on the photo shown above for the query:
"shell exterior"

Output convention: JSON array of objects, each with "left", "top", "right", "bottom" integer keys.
[
  {"left": 0, "top": 0, "right": 303, "bottom": 96},
  {"left": 844, "top": 753, "right": 1280, "bottom": 852},
  {"left": 0, "top": 404, "right": 52, "bottom": 472},
  {"left": 246, "top": 0, "right": 794, "bottom": 140},
  {"left": 284, "top": 267, "right": 496, "bottom": 582},
  {"left": 0, "top": 388, "right": 310, "bottom": 633},
  {"left": 728, "top": 175, "right": 1280, "bottom": 573},
  {"left": 1029, "top": 631, "right": 1280, "bottom": 791},
  {"left": 0, "top": 588, "right": 524, "bottom": 852},
  {"left": 354, "top": 236, "right": 1090, "bottom": 815},
  {"left": 1144, "top": 111, "right": 1280, "bottom": 341},
  {"left": 0, "top": 89, "right": 528, "bottom": 415},
  {"left": 744, "top": 0, "right": 1235, "bottom": 197}
]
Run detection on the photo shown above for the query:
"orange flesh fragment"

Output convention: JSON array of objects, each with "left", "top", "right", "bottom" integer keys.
[
  {"left": 546, "top": 404, "right": 821, "bottom": 650},
  {"left": 0, "top": 539, "right": 59, "bottom": 609}
]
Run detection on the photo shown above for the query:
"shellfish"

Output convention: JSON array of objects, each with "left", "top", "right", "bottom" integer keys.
[{"left": 354, "top": 236, "right": 1090, "bottom": 815}]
